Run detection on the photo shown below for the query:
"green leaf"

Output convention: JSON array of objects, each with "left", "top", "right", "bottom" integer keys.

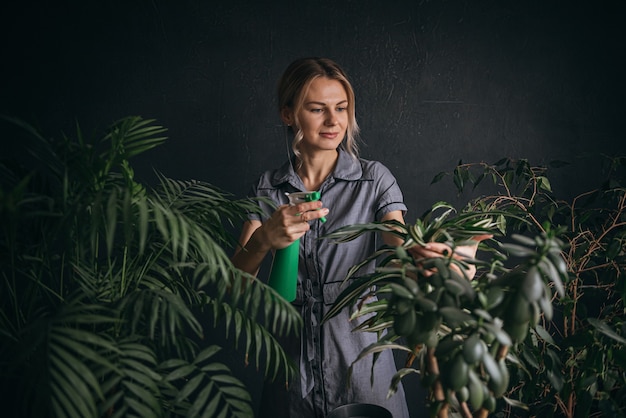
[
  {"left": 439, "top": 307, "right": 475, "bottom": 328},
  {"left": 137, "top": 196, "right": 149, "bottom": 255},
  {"left": 537, "top": 176, "right": 552, "bottom": 192},
  {"left": 482, "top": 322, "right": 512, "bottom": 347},
  {"left": 588, "top": 318, "right": 626, "bottom": 344},
  {"left": 49, "top": 355, "right": 98, "bottom": 418},
  {"left": 50, "top": 342, "right": 103, "bottom": 399},
  {"left": 533, "top": 324, "right": 556, "bottom": 346},
  {"left": 194, "top": 345, "right": 222, "bottom": 364},
  {"left": 500, "top": 243, "right": 535, "bottom": 258},
  {"left": 198, "top": 387, "right": 220, "bottom": 418},
  {"left": 453, "top": 167, "right": 465, "bottom": 192},
  {"left": 122, "top": 368, "right": 161, "bottom": 392},
  {"left": 388, "top": 367, "right": 419, "bottom": 398},
  {"left": 352, "top": 340, "right": 414, "bottom": 364},
  {"left": 201, "top": 363, "right": 231, "bottom": 373},
  {"left": 106, "top": 188, "right": 118, "bottom": 255},
  {"left": 431, "top": 171, "right": 446, "bottom": 184},
  {"left": 122, "top": 380, "right": 160, "bottom": 414},
  {"left": 50, "top": 373, "right": 84, "bottom": 418},
  {"left": 502, "top": 396, "right": 529, "bottom": 410},
  {"left": 175, "top": 373, "right": 205, "bottom": 402},
  {"left": 51, "top": 330, "right": 118, "bottom": 372},
  {"left": 538, "top": 258, "right": 565, "bottom": 298},
  {"left": 322, "top": 274, "right": 394, "bottom": 322},
  {"left": 165, "top": 364, "right": 196, "bottom": 381},
  {"left": 125, "top": 395, "right": 159, "bottom": 417}
]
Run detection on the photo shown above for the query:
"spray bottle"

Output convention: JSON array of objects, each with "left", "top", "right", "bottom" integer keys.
[{"left": 267, "top": 191, "right": 326, "bottom": 302}]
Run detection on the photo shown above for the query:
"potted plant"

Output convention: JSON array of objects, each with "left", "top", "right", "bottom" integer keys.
[
  {"left": 322, "top": 156, "right": 626, "bottom": 417},
  {"left": 435, "top": 157, "right": 626, "bottom": 417},
  {"left": 323, "top": 201, "right": 566, "bottom": 417},
  {"left": 0, "top": 116, "right": 301, "bottom": 417}
]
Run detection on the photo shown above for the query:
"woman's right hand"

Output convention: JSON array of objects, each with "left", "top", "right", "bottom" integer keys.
[
  {"left": 260, "top": 200, "right": 329, "bottom": 250},
  {"left": 231, "top": 200, "right": 328, "bottom": 276}
]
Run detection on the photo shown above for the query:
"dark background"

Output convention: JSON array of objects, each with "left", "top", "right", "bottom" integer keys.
[{"left": 2, "top": 0, "right": 624, "bottom": 416}]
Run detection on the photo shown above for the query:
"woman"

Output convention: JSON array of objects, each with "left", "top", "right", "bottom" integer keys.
[{"left": 232, "top": 57, "right": 475, "bottom": 417}]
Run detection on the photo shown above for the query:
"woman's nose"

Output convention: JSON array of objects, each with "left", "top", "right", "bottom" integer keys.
[{"left": 325, "top": 111, "right": 338, "bottom": 125}]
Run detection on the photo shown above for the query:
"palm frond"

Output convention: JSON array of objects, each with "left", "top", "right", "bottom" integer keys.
[
  {"left": 119, "top": 288, "right": 203, "bottom": 345},
  {"left": 7, "top": 300, "right": 120, "bottom": 418},
  {"left": 98, "top": 340, "right": 163, "bottom": 418},
  {"left": 159, "top": 345, "right": 254, "bottom": 418},
  {"left": 1, "top": 116, "right": 299, "bottom": 417},
  {"left": 100, "top": 116, "right": 168, "bottom": 162},
  {"left": 207, "top": 270, "right": 301, "bottom": 381}
]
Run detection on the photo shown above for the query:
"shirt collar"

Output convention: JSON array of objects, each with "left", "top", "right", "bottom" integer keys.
[{"left": 270, "top": 148, "right": 363, "bottom": 189}]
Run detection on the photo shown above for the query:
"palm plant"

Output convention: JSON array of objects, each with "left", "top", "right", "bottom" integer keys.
[{"left": 0, "top": 116, "right": 301, "bottom": 417}]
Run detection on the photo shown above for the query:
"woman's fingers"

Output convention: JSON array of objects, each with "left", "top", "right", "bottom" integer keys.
[
  {"left": 407, "top": 242, "right": 477, "bottom": 278},
  {"left": 472, "top": 234, "right": 494, "bottom": 242},
  {"left": 292, "top": 200, "right": 328, "bottom": 223},
  {"left": 408, "top": 242, "right": 451, "bottom": 259},
  {"left": 297, "top": 207, "right": 329, "bottom": 222},
  {"left": 263, "top": 201, "right": 329, "bottom": 250}
]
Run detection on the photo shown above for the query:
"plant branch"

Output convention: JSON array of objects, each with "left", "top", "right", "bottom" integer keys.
[{"left": 427, "top": 347, "right": 448, "bottom": 418}]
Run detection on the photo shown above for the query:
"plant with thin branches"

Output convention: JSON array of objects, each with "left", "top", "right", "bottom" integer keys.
[
  {"left": 322, "top": 156, "right": 626, "bottom": 417},
  {"left": 438, "top": 157, "right": 626, "bottom": 417}
]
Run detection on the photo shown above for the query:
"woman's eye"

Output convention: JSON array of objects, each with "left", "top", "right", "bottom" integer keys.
[
  {"left": 310, "top": 108, "right": 323, "bottom": 113},
  {"left": 337, "top": 107, "right": 347, "bottom": 112}
]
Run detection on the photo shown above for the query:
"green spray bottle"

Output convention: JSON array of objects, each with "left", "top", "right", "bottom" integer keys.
[{"left": 267, "top": 191, "right": 326, "bottom": 302}]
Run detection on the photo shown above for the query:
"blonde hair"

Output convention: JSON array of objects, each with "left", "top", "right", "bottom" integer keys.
[{"left": 277, "top": 57, "right": 360, "bottom": 162}]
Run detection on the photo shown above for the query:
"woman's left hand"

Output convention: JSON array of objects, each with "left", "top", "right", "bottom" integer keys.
[{"left": 407, "top": 234, "right": 492, "bottom": 279}]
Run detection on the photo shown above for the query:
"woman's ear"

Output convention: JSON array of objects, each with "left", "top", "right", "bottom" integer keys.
[{"left": 280, "top": 107, "right": 293, "bottom": 126}]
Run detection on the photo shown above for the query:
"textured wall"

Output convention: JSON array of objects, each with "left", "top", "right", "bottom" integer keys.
[
  {"left": 3, "top": 0, "right": 625, "bottom": 215},
  {"left": 2, "top": 1, "right": 624, "bottom": 415}
]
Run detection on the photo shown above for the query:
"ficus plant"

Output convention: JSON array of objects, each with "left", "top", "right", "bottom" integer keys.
[
  {"left": 323, "top": 202, "right": 568, "bottom": 417},
  {"left": 434, "top": 157, "right": 626, "bottom": 417},
  {"left": 323, "top": 155, "right": 626, "bottom": 417},
  {"left": 0, "top": 116, "right": 301, "bottom": 418}
]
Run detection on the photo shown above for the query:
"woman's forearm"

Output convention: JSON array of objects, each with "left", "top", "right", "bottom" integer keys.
[{"left": 231, "top": 227, "right": 272, "bottom": 276}]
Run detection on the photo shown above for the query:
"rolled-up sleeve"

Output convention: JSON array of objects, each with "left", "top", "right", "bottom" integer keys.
[{"left": 367, "top": 161, "right": 407, "bottom": 220}]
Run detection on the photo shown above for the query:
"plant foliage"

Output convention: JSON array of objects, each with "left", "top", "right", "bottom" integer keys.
[
  {"left": 433, "top": 157, "right": 626, "bottom": 417},
  {"left": 0, "top": 116, "right": 302, "bottom": 417},
  {"left": 323, "top": 202, "right": 568, "bottom": 417}
]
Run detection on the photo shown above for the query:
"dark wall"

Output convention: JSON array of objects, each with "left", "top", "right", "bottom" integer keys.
[
  {"left": 3, "top": 0, "right": 625, "bottom": 216},
  {"left": 2, "top": 0, "right": 624, "bottom": 415}
]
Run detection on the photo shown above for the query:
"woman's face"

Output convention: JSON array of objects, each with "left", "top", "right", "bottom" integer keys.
[{"left": 292, "top": 77, "right": 349, "bottom": 154}]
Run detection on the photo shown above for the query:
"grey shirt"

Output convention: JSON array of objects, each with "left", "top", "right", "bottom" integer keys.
[{"left": 249, "top": 149, "right": 410, "bottom": 418}]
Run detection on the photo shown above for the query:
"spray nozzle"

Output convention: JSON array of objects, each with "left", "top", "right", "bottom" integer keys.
[{"left": 285, "top": 191, "right": 326, "bottom": 222}]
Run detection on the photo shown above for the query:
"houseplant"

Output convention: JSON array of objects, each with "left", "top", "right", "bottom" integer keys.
[
  {"left": 0, "top": 116, "right": 301, "bottom": 417},
  {"left": 323, "top": 202, "right": 567, "bottom": 417},
  {"left": 434, "top": 157, "right": 626, "bottom": 417},
  {"left": 323, "top": 156, "right": 625, "bottom": 417}
]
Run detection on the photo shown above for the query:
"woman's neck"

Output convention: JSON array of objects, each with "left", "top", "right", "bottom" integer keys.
[{"left": 296, "top": 150, "right": 339, "bottom": 191}]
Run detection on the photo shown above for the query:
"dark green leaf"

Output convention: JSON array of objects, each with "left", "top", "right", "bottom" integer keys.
[{"left": 588, "top": 318, "right": 626, "bottom": 344}]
